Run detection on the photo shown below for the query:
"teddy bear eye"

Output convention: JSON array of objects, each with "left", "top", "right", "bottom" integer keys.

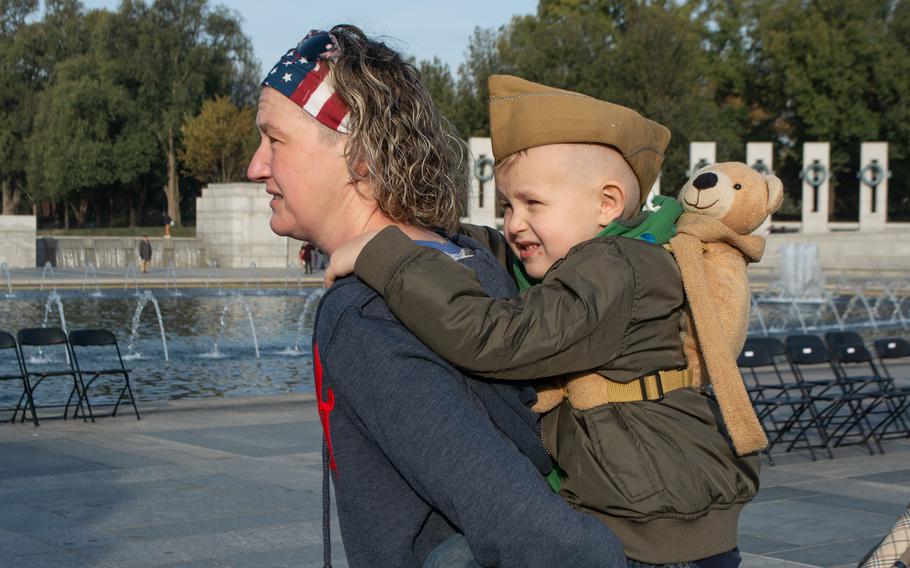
[{"left": 733, "top": 183, "right": 742, "bottom": 190}]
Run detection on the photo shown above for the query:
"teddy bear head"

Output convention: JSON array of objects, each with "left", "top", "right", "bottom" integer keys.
[{"left": 677, "top": 162, "right": 784, "bottom": 235}]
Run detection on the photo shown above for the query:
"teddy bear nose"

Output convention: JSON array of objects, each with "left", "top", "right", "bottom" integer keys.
[{"left": 692, "top": 172, "right": 718, "bottom": 190}]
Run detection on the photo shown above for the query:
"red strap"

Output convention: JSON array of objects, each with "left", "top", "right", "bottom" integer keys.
[{"left": 313, "top": 342, "right": 338, "bottom": 474}]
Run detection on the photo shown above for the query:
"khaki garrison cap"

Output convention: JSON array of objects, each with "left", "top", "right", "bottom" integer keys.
[{"left": 488, "top": 75, "right": 671, "bottom": 206}]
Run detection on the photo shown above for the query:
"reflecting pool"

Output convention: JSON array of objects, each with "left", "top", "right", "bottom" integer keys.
[{"left": 0, "top": 288, "right": 323, "bottom": 407}]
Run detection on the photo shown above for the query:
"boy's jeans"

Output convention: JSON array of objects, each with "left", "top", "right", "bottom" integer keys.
[{"left": 424, "top": 536, "right": 742, "bottom": 568}]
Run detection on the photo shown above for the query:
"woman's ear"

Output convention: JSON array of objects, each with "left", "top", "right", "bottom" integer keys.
[
  {"left": 599, "top": 182, "right": 626, "bottom": 226},
  {"left": 350, "top": 160, "right": 369, "bottom": 181}
]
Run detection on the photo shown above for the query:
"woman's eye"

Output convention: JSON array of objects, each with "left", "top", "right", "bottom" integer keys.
[{"left": 527, "top": 200, "right": 542, "bottom": 206}]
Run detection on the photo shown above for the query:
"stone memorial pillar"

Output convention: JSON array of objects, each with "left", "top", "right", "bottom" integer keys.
[
  {"left": 747, "top": 142, "right": 774, "bottom": 235},
  {"left": 0, "top": 215, "right": 36, "bottom": 268},
  {"left": 196, "top": 182, "right": 294, "bottom": 268},
  {"left": 858, "top": 142, "right": 889, "bottom": 232},
  {"left": 467, "top": 137, "right": 498, "bottom": 229},
  {"left": 689, "top": 142, "right": 716, "bottom": 175},
  {"left": 801, "top": 142, "right": 830, "bottom": 234}
]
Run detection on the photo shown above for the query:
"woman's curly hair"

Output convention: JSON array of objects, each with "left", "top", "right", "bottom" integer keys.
[{"left": 327, "top": 24, "right": 465, "bottom": 233}]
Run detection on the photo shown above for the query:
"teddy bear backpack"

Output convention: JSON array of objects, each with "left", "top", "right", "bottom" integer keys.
[{"left": 669, "top": 162, "right": 784, "bottom": 456}]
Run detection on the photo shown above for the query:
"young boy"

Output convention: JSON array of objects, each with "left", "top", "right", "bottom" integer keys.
[{"left": 326, "top": 75, "right": 760, "bottom": 566}]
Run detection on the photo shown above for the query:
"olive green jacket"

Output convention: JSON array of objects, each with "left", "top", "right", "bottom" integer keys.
[
  {"left": 356, "top": 225, "right": 687, "bottom": 382},
  {"left": 353, "top": 224, "right": 760, "bottom": 564}
]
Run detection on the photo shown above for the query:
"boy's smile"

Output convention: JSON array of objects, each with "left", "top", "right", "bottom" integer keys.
[{"left": 495, "top": 144, "right": 631, "bottom": 279}]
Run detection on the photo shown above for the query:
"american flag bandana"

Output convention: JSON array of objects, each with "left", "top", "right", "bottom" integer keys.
[{"left": 262, "top": 31, "right": 351, "bottom": 133}]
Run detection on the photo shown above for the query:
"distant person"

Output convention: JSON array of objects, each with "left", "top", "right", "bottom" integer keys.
[
  {"left": 300, "top": 242, "right": 316, "bottom": 274},
  {"left": 163, "top": 212, "right": 174, "bottom": 238},
  {"left": 138, "top": 235, "right": 152, "bottom": 273}
]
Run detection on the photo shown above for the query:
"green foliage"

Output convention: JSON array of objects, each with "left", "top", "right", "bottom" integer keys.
[
  {"left": 443, "top": 1, "right": 742, "bottom": 192},
  {"left": 179, "top": 96, "right": 258, "bottom": 183},
  {"left": 433, "top": 0, "right": 909, "bottom": 217},
  {"left": 1, "top": 0, "right": 257, "bottom": 225},
  {"left": 26, "top": 11, "right": 156, "bottom": 203},
  {"left": 5, "top": 0, "right": 909, "bottom": 223}
]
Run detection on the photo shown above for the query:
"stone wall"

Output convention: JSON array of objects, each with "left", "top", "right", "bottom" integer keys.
[
  {"left": 751, "top": 225, "right": 910, "bottom": 277},
  {"left": 0, "top": 215, "right": 36, "bottom": 268},
  {"left": 196, "top": 183, "right": 301, "bottom": 268},
  {"left": 47, "top": 237, "right": 205, "bottom": 268}
]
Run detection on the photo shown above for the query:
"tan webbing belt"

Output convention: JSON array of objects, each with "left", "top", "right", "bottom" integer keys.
[
  {"left": 566, "top": 369, "right": 692, "bottom": 404},
  {"left": 600, "top": 368, "right": 692, "bottom": 403}
]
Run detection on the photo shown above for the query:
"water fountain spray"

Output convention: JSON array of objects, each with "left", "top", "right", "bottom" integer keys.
[
  {"left": 205, "top": 260, "right": 224, "bottom": 295},
  {"left": 126, "top": 290, "right": 169, "bottom": 361},
  {"left": 0, "top": 261, "right": 15, "bottom": 298},
  {"left": 124, "top": 263, "right": 140, "bottom": 295},
  {"left": 82, "top": 262, "right": 103, "bottom": 297},
  {"left": 245, "top": 262, "right": 261, "bottom": 295},
  {"left": 164, "top": 262, "right": 181, "bottom": 296},
  {"left": 207, "top": 294, "right": 261, "bottom": 359},
  {"left": 291, "top": 290, "right": 325, "bottom": 353},
  {"left": 39, "top": 291, "right": 69, "bottom": 363},
  {"left": 39, "top": 261, "right": 57, "bottom": 292}
]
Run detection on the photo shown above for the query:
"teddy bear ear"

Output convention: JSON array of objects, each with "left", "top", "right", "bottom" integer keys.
[{"left": 764, "top": 174, "right": 785, "bottom": 215}]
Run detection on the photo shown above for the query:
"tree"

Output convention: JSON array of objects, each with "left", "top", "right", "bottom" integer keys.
[
  {"left": 126, "top": 0, "right": 258, "bottom": 227},
  {"left": 748, "top": 0, "right": 902, "bottom": 218},
  {"left": 456, "top": 1, "right": 739, "bottom": 193},
  {"left": 1, "top": 0, "right": 43, "bottom": 214},
  {"left": 596, "top": 2, "right": 743, "bottom": 191},
  {"left": 452, "top": 27, "right": 504, "bottom": 138},
  {"left": 417, "top": 57, "right": 458, "bottom": 128},
  {"left": 179, "top": 95, "right": 258, "bottom": 184},
  {"left": 26, "top": 11, "right": 156, "bottom": 227}
]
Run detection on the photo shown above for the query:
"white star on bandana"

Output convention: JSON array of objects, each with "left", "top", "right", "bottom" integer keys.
[{"left": 282, "top": 72, "right": 293, "bottom": 83}]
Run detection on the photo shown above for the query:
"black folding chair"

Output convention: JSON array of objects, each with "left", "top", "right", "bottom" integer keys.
[
  {"left": 17, "top": 327, "right": 92, "bottom": 424},
  {"left": 786, "top": 334, "right": 878, "bottom": 455},
  {"left": 739, "top": 337, "right": 834, "bottom": 463},
  {"left": 871, "top": 337, "right": 910, "bottom": 441},
  {"left": 68, "top": 329, "right": 141, "bottom": 420},
  {"left": 0, "top": 331, "right": 38, "bottom": 425}
]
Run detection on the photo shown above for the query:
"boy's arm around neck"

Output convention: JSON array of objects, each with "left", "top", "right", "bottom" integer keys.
[{"left": 354, "top": 226, "right": 636, "bottom": 380}]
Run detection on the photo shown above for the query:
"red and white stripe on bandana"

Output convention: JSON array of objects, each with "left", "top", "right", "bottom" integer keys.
[
  {"left": 262, "top": 31, "right": 351, "bottom": 133},
  {"left": 289, "top": 63, "right": 349, "bottom": 133}
]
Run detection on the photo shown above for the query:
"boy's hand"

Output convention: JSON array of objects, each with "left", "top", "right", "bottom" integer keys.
[{"left": 323, "top": 230, "right": 381, "bottom": 287}]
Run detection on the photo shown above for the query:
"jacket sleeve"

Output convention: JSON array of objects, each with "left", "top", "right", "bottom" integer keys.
[{"left": 354, "top": 227, "right": 636, "bottom": 380}]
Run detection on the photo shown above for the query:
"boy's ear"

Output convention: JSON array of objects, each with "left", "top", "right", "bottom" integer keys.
[{"left": 598, "top": 182, "right": 626, "bottom": 227}]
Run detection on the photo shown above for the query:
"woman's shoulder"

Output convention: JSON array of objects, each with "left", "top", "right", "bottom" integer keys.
[{"left": 316, "top": 278, "right": 393, "bottom": 333}]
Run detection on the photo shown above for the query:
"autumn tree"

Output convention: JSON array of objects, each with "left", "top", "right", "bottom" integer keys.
[{"left": 180, "top": 96, "right": 258, "bottom": 184}]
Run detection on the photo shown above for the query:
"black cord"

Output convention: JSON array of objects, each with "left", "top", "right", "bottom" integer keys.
[{"left": 322, "top": 440, "right": 332, "bottom": 568}]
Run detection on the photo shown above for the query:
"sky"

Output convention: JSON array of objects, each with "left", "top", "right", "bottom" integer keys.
[{"left": 79, "top": 0, "right": 539, "bottom": 76}]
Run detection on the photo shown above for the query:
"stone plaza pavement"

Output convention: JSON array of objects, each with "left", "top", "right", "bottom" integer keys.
[{"left": 1, "top": 394, "right": 908, "bottom": 568}]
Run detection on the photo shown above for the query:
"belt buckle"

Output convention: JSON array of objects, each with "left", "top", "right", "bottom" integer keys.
[{"left": 637, "top": 373, "right": 665, "bottom": 402}]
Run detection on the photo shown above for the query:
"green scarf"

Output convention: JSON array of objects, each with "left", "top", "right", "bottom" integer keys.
[{"left": 512, "top": 194, "right": 682, "bottom": 290}]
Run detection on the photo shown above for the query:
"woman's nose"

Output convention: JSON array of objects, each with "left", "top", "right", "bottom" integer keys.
[{"left": 247, "top": 142, "right": 270, "bottom": 181}]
